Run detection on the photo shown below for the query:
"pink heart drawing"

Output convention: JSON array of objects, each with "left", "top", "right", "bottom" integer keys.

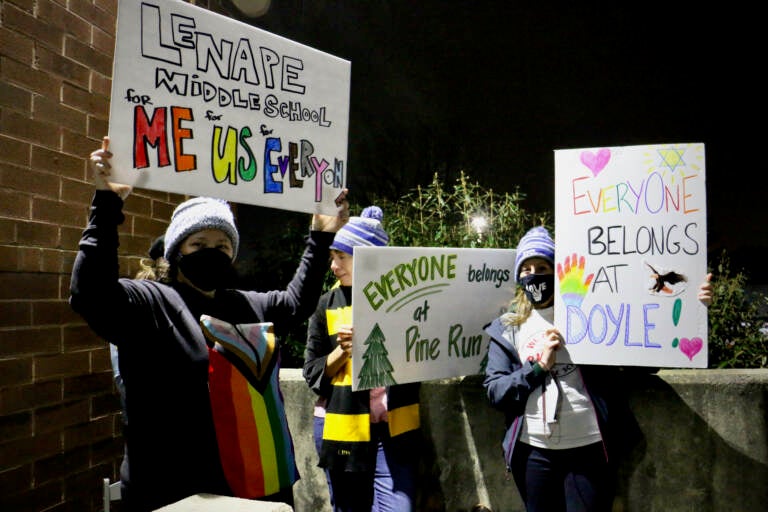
[
  {"left": 679, "top": 337, "right": 703, "bottom": 361},
  {"left": 580, "top": 148, "right": 611, "bottom": 176}
]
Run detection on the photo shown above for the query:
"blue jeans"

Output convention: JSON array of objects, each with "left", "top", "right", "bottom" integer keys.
[
  {"left": 314, "top": 415, "right": 334, "bottom": 507},
  {"left": 323, "top": 422, "right": 417, "bottom": 512},
  {"left": 511, "top": 441, "right": 613, "bottom": 512}
]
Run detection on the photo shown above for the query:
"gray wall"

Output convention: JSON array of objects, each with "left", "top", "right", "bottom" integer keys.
[{"left": 281, "top": 369, "right": 768, "bottom": 512}]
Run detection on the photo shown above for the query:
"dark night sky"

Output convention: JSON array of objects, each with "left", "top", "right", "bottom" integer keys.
[{"left": 235, "top": 1, "right": 766, "bottom": 283}]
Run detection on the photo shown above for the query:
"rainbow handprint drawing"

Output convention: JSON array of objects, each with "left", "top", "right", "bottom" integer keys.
[{"left": 557, "top": 253, "right": 594, "bottom": 308}]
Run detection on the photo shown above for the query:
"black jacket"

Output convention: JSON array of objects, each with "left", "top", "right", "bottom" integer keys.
[{"left": 70, "top": 190, "right": 333, "bottom": 511}]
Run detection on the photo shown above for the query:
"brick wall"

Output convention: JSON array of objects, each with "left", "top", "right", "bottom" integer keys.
[{"left": 0, "top": 1, "right": 225, "bottom": 510}]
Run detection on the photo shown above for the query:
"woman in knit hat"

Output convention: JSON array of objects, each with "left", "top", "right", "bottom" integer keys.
[
  {"left": 482, "top": 226, "right": 713, "bottom": 512},
  {"left": 70, "top": 137, "right": 349, "bottom": 511},
  {"left": 303, "top": 206, "right": 422, "bottom": 512}
]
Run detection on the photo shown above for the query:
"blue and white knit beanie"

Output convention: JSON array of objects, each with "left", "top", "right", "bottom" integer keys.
[
  {"left": 163, "top": 197, "right": 240, "bottom": 261},
  {"left": 330, "top": 205, "right": 389, "bottom": 255},
  {"left": 514, "top": 226, "right": 555, "bottom": 283}
]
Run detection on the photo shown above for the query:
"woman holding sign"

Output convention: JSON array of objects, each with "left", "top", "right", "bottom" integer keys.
[
  {"left": 303, "top": 206, "right": 422, "bottom": 512},
  {"left": 70, "top": 137, "right": 349, "bottom": 512},
  {"left": 483, "top": 226, "right": 712, "bottom": 512}
]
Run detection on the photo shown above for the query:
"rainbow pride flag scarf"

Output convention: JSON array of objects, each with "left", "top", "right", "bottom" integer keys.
[{"left": 200, "top": 315, "right": 299, "bottom": 499}]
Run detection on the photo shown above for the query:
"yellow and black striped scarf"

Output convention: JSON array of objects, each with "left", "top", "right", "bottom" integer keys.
[{"left": 319, "top": 286, "right": 421, "bottom": 472}]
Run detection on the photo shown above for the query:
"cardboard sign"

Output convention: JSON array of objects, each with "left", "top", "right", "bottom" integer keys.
[
  {"left": 554, "top": 143, "right": 708, "bottom": 368},
  {"left": 107, "top": 0, "right": 351, "bottom": 214},
  {"left": 351, "top": 246, "right": 516, "bottom": 390}
]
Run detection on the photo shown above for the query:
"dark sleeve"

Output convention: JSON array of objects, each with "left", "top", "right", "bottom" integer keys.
[
  {"left": 244, "top": 230, "right": 333, "bottom": 332},
  {"left": 621, "top": 365, "right": 660, "bottom": 376},
  {"left": 303, "top": 292, "right": 333, "bottom": 397},
  {"left": 483, "top": 326, "right": 546, "bottom": 415},
  {"left": 69, "top": 191, "right": 157, "bottom": 345},
  {"left": 581, "top": 365, "right": 647, "bottom": 460}
]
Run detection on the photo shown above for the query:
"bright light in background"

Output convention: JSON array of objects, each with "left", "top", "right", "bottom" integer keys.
[
  {"left": 230, "top": 0, "right": 272, "bottom": 18},
  {"left": 471, "top": 215, "right": 487, "bottom": 234}
]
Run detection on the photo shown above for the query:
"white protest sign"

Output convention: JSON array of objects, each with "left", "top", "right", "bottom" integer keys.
[
  {"left": 107, "top": 0, "right": 350, "bottom": 214},
  {"left": 554, "top": 142, "right": 708, "bottom": 368},
  {"left": 351, "top": 246, "right": 516, "bottom": 390}
]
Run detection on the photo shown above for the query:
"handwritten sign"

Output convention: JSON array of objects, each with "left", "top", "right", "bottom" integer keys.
[
  {"left": 107, "top": 0, "right": 351, "bottom": 214},
  {"left": 351, "top": 247, "right": 516, "bottom": 390},
  {"left": 554, "top": 143, "right": 708, "bottom": 368}
]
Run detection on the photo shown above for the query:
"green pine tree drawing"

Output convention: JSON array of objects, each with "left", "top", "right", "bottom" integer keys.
[{"left": 358, "top": 323, "right": 397, "bottom": 389}]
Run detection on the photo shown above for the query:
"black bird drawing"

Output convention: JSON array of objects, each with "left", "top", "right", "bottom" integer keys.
[{"left": 646, "top": 262, "right": 687, "bottom": 294}]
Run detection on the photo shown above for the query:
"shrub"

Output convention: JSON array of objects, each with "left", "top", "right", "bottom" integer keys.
[
  {"left": 373, "top": 171, "right": 550, "bottom": 249},
  {"left": 707, "top": 251, "right": 768, "bottom": 368}
]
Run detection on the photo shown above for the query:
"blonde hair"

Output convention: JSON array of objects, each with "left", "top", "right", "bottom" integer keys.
[
  {"left": 501, "top": 287, "right": 534, "bottom": 327},
  {"left": 135, "top": 256, "right": 171, "bottom": 282}
]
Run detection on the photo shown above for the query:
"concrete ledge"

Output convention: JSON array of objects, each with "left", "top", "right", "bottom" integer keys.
[{"left": 281, "top": 368, "right": 768, "bottom": 512}]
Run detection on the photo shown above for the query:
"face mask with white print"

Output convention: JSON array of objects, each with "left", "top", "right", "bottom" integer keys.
[{"left": 520, "top": 273, "right": 554, "bottom": 306}]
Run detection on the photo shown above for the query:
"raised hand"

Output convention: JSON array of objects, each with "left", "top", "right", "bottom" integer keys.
[
  {"left": 698, "top": 273, "right": 713, "bottom": 306},
  {"left": 557, "top": 253, "right": 594, "bottom": 308},
  {"left": 89, "top": 136, "right": 132, "bottom": 200},
  {"left": 311, "top": 188, "right": 350, "bottom": 232}
]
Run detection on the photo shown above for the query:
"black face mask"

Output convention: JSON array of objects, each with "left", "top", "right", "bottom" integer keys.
[
  {"left": 177, "top": 248, "right": 236, "bottom": 292},
  {"left": 520, "top": 273, "right": 555, "bottom": 307}
]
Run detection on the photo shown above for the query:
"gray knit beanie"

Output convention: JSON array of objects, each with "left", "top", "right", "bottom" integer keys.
[{"left": 163, "top": 197, "right": 239, "bottom": 261}]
